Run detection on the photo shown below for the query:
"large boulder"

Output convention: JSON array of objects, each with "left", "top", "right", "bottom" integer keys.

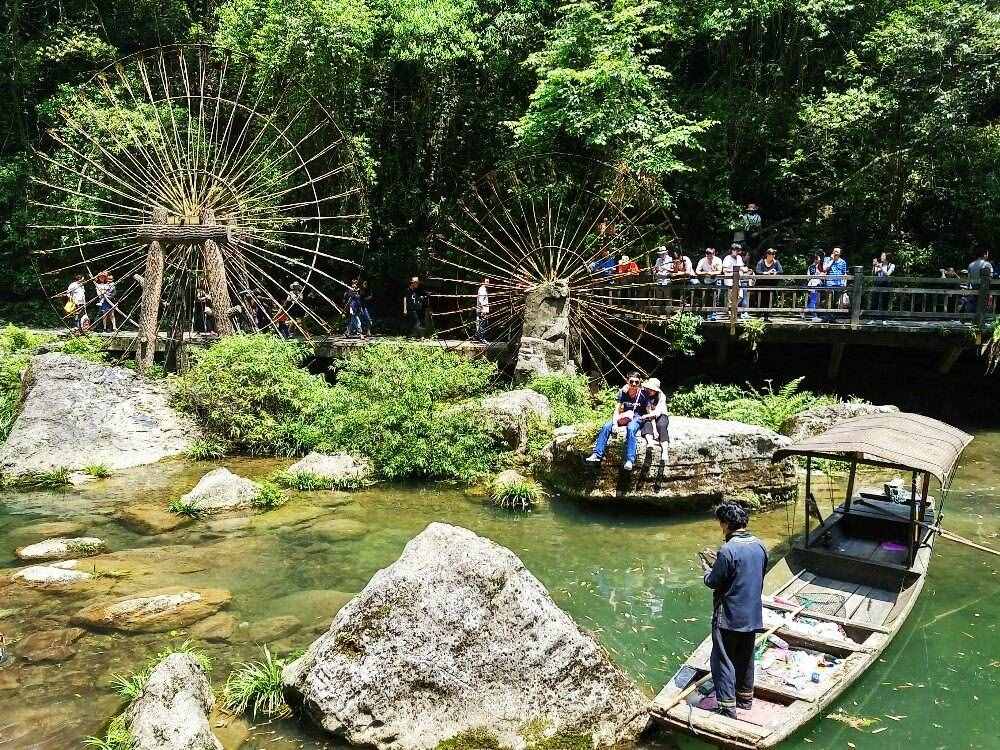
[
  {"left": 283, "top": 522, "right": 647, "bottom": 750},
  {"left": 10, "top": 560, "right": 94, "bottom": 588},
  {"left": 539, "top": 417, "right": 796, "bottom": 510},
  {"left": 179, "top": 468, "right": 260, "bottom": 515},
  {"left": 129, "top": 653, "right": 222, "bottom": 750},
  {"left": 70, "top": 586, "right": 231, "bottom": 633},
  {"left": 15, "top": 536, "right": 107, "bottom": 561},
  {"left": 0, "top": 352, "right": 201, "bottom": 476},
  {"left": 286, "top": 452, "right": 373, "bottom": 487},
  {"left": 515, "top": 280, "right": 576, "bottom": 379},
  {"left": 781, "top": 402, "right": 900, "bottom": 443},
  {"left": 480, "top": 389, "right": 553, "bottom": 450}
]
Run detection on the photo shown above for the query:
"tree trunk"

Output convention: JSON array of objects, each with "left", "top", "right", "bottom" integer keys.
[
  {"left": 137, "top": 241, "right": 164, "bottom": 373},
  {"left": 199, "top": 208, "right": 234, "bottom": 336}
]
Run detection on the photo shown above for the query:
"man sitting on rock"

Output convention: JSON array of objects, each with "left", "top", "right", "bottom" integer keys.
[
  {"left": 587, "top": 372, "right": 648, "bottom": 471},
  {"left": 699, "top": 503, "right": 768, "bottom": 719}
]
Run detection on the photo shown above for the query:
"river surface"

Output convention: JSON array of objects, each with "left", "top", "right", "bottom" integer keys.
[{"left": 0, "top": 432, "right": 997, "bottom": 749}]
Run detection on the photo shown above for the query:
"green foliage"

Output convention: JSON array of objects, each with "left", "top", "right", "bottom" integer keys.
[
  {"left": 273, "top": 470, "right": 365, "bottom": 491},
  {"left": 82, "top": 713, "right": 135, "bottom": 750},
  {"left": 108, "top": 641, "right": 211, "bottom": 703},
  {"left": 55, "top": 334, "right": 109, "bottom": 363},
  {"left": 1, "top": 467, "right": 72, "bottom": 489},
  {"left": 739, "top": 318, "right": 767, "bottom": 352},
  {"left": 525, "top": 373, "right": 602, "bottom": 426},
  {"left": 489, "top": 475, "right": 545, "bottom": 511},
  {"left": 663, "top": 312, "right": 705, "bottom": 357},
  {"left": 0, "top": 325, "right": 52, "bottom": 441},
  {"left": 167, "top": 496, "right": 204, "bottom": 519},
  {"left": 184, "top": 437, "right": 232, "bottom": 461},
  {"left": 436, "top": 728, "right": 502, "bottom": 750},
  {"left": 173, "top": 335, "right": 328, "bottom": 456},
  {"left": 669, "top": 383, "right": 744, "bottom": 419},
  {"left": 222, "top": 646, "right": 292, "bottom": 720},
  {"left": 309, "top": 343, "right": 504, "bottom": 481},
  {"left": 83, "top": 464, "right": 112, "bottom": 479},
  {"left": 726, "top": 378, "right": 835, "bottom": 433},
  {"left": 252, "top": 481, "right": 287, "bottom": 510}
]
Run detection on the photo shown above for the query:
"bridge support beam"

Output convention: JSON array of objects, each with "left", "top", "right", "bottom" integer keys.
[
  {"left": 715, "top": 335, "right": 729, "bottom": 367},
  {"left": 937, "top": 343, "right": 964, "bottom": 375},
  {"left": 828, "top": 342, "right": 846, "bottom": 379}
]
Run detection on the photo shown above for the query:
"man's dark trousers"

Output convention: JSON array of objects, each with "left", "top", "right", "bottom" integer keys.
[{"left": 711, "top": 624, "right": 756, "bottom": 710}]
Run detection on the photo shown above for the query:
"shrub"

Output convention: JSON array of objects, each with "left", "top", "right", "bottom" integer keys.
[
  {"left": 669, "top": 383, "right": 744, "bottom": 419},
  {"left": 252, "top": 481, "right": 287, "bottom": 510},
  {"left": 309, "top": 343, "right": 504, "bottom": 481},
  {"left": 489, "top": 475, "right": 545, "bottom": 511},
  {"left": 726, "top": 377, "right": 835, "bottom": 433},
  {"left": 526, "top": 373, "right": 595, "bottom": 426},
  {"left": 273, "top": 470, "right": 364, "bottom": 491},
  {"left": 664, "top": 312, "right": 704, "bottom": 356},
  {"left": 184, "top": 437, "right": 232, "bottom": 461},
  {"left": 83, "top": 464, "right": 113, "bottom": 478},
  {"left": 173, "top": 334, "right": 328, "bottom": 456},
  {"left": 167, "top": 496, "right": 203, "bottom": 518},
  {"left": 222, "top": 646, "right": 291, "bottom": 720},
  {"left": 0, "top": 325, "right": 50, "bottom": 441},
  {"left": 56, "top": 334, "right": 109, "bottom": 363}
]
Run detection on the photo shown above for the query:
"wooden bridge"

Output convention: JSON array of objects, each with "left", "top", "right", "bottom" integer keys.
[{"left": 77, "top": 267, "right": 993, "bottom": 377}]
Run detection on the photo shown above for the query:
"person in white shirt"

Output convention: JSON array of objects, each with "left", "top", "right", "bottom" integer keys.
[
  {"left": 637, "top": 378, "right": 670, "bottom": 465},
  {"left": 653, "top": 248, "right": 672, "bottom": 286},
  {"left": 94, "top": 270, "right": 117, "bottom": 332},
  {"left": 696, "top": 247, "right": 723, "bottom": 313},
  {"left": 66, "top": 274, "right": 88, "bottom": 332},
  {"left": 475, "top": 278, "right": 490, "bottom": 341},
  {"left": 872, "top": 252, "right": 895, "bottom": 312},
  {"left": 719, "top": 244, "right": 747, "bottom": 319}
]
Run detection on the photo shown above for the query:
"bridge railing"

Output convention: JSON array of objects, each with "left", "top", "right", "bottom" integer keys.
[{"left": 637, "top": 266, "right": 994, "bottom": 326}]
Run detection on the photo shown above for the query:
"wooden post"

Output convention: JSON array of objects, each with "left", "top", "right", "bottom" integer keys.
[
  {"left": 844, "top": 456, "right": 857, "bottom": 514},
  {"left": 729, "top": 264, "right": 740, "bottom": 336},
  {"left": 804, "top": 456, "right": 812, "bottom": 548},
  {"left": 908, "top": 470, "right": 919, "bottom": 566},
  {"left": 199, "top": 208, "right": 234, "bottom": 336},
  {"left": 975, "top": 272, "right": 991, "bottom": 332},
  {"left": 827, "top": 341, "right": 846, "bottom": 379},
  {"left": 137, "top": 207, "right": 167, "bottom": 373},
  {"left": 850, "top": 266, "right": 864, "bottom": 328}
]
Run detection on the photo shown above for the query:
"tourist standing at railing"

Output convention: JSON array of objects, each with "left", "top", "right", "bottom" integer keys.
[
  {"left": 960, "top": 250, "right": 993, "bottom": 313},
  {"left": 755, "top": 248, "right": 782, "bottom": 314},
  {"left": 475, "top": 278, "right": 490, "bottom": 342},
  {"left": 823, "top": 247, "right": 848, "bottom": 318},
  {"left": 720, "top": 244, "right": 747, "bottom": 319},
  {"left": 670, "top": 249, "right": 696, "bottom": 284},
  {"left": 696, "top": 247, "right": 723, "bottom": 315},
  {"left": 805, "top": 253, "right": 825, "bottom": 321},
  {"left": 872, "top": 252, "right": 895, "bottom": 312},
  {"left": 653, "top": 247, "right": 672, "bottom": 302}
]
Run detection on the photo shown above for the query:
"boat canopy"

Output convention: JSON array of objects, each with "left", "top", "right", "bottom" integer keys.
[{"left": 773, "top": 412, "right": 972, "bottom": 487}]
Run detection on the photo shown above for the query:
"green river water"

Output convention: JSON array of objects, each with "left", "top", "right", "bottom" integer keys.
[{"left": 0, "top": 432, "right": 997, "bottom": 749}]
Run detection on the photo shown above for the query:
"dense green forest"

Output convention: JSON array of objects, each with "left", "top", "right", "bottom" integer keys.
[{"left": 1, "top": 0, "right": 998, "bottom": 308}]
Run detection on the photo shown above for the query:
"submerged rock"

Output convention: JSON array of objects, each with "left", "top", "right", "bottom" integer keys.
[
  {"left": 539, "top": 416, "right": 796, "bottom": 510},
  {"left": 9, "top": 521, "right": 86, "bottom": 544},
  {"left": 15, "top": 537, "right": 107, "bottom": 561},
  {"left": 283, "top": 522, "right": 647, "bottom": 750},
  {"left": 118, "top": 504, "right": 194, "bottom": 535},
  {"left": 129, "top": 653, "right": 222, "bottom": 750},
  {"left": 235, "top": 615, "right": 302, "bottom": 644},
  {"left": 189, "top": 612, "right": 238, "bottom": 643},
  {"left": 11, "top": 560, "right": 94, "bottom": 587},
  {"left": 70, "top": 586, "right": 231, "bottom": 633},
  {"left": 15, "top": 627, "right": 86, "bottom": 663},
  {"left": 309, "top": 518, "right": 369, "bottom": 542},
  {"left": 270, "top": 589, "right": 354, "bottom": 628},
  {"left": 0, "top": 352, "right": 201, "bottom": 476},
  {"left": 781, "top": 402, "right": 900, "bottom": 442},
  {"left": 480, "top": 389, "right": 553, "bottom": 450},
  {"left": 286, "top": 452, "right": 373, "bottom": 487},
  {"left": 179, "top": 468, "right": 260, "bottom": 515}
]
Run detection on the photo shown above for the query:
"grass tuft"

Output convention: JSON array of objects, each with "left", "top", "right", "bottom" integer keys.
[
  {"left": 435, "top": 727, "right": 502, "bottom": 750},
  {"left": 222, "top": 646, "right": 292, "bottom": 720},
  {"left": 184, "top": 437, "right": 231, "bottom": 461},
  {"left": 83, "top": 713, "right": 135, "bottom": 750},
  {"left": 0, "top": 467, "right": 72, "bottom": 489},
  {"left": 489, "top": 475, "right": 544, "bottom": 512},
  {"left": 83, "top": 463, "right": 113, "bottom": 479},
  {"left": 273, "top": 469, "right": 365, "bottom": 491},
  {"left": 253, "top": 481, "right": 287, "bottom": 510},
  {"left": 167, "top": 496, "right": 204, "bottom": 519}
]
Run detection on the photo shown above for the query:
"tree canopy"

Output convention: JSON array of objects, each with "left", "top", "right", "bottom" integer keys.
[{"left": 1, "top": 0, "right": 997, "bottom": 305}]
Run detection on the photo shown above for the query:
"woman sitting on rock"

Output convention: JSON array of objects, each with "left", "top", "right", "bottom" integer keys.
[{"left": 638, "top": 378, "right": 669, "bottom": 466}]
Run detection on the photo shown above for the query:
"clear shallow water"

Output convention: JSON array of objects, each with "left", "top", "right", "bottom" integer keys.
[{"left": 0, "top": 434, "right": 997, "bottom": 749}]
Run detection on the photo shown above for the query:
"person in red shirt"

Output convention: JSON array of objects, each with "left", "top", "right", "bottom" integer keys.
[{"left": 616, "top": 254, "right": 640, "bottom": 276}]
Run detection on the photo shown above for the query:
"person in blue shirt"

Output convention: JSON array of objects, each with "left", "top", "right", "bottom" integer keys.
[
  {"left": 585, "top": 372, "right": 648, "bottom": 471},
  {"left": 823, "top": 247, "right": 848, "bottom": 287},
  {"left": 700, "top": 502, "right": 768, "bottom": 719}
]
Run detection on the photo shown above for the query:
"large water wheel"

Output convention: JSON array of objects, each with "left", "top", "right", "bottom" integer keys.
[{"left": 32, "top": 44, "right": 368, "bottom": 369}]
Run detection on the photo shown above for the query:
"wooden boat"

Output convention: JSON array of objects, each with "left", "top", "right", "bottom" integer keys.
[{"left": 651, "top": 413, "right": 972, "bottom": 749}]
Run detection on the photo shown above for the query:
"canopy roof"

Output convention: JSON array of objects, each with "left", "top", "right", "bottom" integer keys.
[{"left": 773, "top": 412, "right": 973, "bottom": 486}]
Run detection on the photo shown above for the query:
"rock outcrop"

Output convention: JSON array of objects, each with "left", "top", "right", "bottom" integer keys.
[
  {"left": 781, "top": 402, "right": 900, "bottom": 442},
  {"left": 515, "top": 280, "right": 577, "bottom": 379},
  {"left": 0, "top": 353, "right": 201, "bottom": 476},
  {"left": 283, "top": 522, "right": 647, "bottom": 750},
  {"left": 70, "top": 586, "right": 231, "bottom": 633},
  {"left": 15, "top": 627, "right": 86, "bottom": 663},
  {"left": 480, "top": 389, "right": 553, "bottom": 450},
  {"left": 285, "top": 452, "right": 373, "bottom": 487},
  {"left": 118, "top": 504, "right": 195, "bottom": 534},
  {"left": 179, "top": 468, "right": 260, "bottom": 515},
  {"left": 539, "top": 417, "right": 796, "bottom": 509},
  {"left": 15, "top": 536, "right": 107, "bottom": 561},
  {"left": 129, "top": 653, "right": 222, "bottom": 750},
  {"left": 10, "top": 560, "right": 94, "bottom": 587}
]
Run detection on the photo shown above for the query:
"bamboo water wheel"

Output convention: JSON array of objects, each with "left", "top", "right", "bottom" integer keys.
[
  {"left": 32, "top": 44, "right": 368, "bottom": 369},
  {"left": 430, "top": 154, "right": 682, "bottom": 382}
]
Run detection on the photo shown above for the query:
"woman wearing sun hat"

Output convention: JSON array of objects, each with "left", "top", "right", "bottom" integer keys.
[{"left": 638, "top": 378, "right": 669, "bottom": 465}]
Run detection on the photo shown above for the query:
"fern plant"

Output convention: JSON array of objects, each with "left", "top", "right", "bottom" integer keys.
[{"left": 726, "top": 378, "right": 834, "bottom": 433}]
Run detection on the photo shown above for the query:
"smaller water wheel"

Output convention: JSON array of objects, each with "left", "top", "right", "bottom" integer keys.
[
  {"left": 430, "top": 154, "right": 683, "bottom": 383},
  {"left": 31, "top": 44, "right": 368, "bottom": 369}
]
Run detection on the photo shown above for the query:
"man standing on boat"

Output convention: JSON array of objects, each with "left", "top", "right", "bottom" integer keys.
[{"left": 700, "top": 503, "right": 768, "bottom": 719}]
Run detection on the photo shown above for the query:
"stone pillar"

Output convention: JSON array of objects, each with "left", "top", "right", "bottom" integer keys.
[
  {"left": 199, "top": 207, "right": 233, "bottom": 336},
  {"left": 514, "top": 279, "right": 576, "bottom": 380},
  {"left": 137, "top": 208, "right": 166, "bottom": 373}
]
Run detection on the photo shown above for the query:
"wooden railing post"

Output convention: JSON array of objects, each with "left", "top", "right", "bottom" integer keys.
[
  {"left": 729, "top": 264, "right": 740, "bottom": 335},
  {"left": 850, "top": 266, "right": 864, "bottom": 328},
  {"left": 976, "top": 272, "right": 991, "bottom": 331}
]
